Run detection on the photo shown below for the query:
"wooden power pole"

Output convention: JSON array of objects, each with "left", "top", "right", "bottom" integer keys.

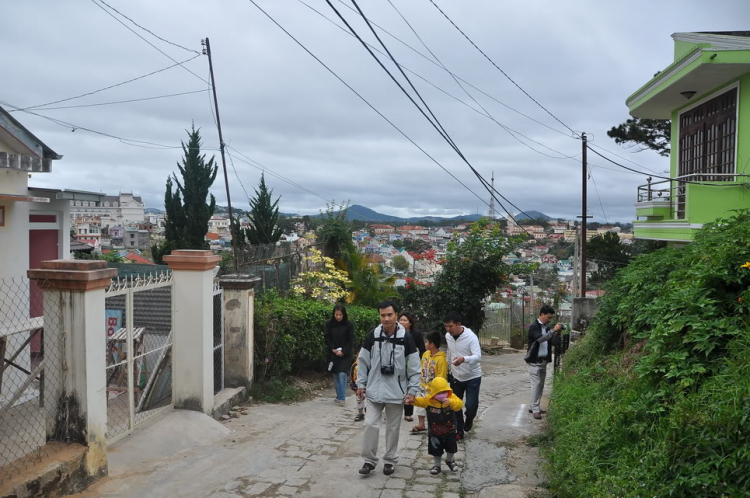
[
  {"left": 203, "top": 37, "right": 239, "bottom": 273},
  {"left": 580, "top": 133, "right": 588, "bottom": 297}
]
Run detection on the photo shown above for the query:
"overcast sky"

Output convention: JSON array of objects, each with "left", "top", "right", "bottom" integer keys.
[{"left": 2, "top": 0, "right": 748, "bottom": 222}]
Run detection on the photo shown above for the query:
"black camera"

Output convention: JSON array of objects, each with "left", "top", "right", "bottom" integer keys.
[
  {"left": 380, "top": 364, "right": 395, "bottom": 375},
  {"left": 559, "top": 324, "right": 567, "bottom": 331}
]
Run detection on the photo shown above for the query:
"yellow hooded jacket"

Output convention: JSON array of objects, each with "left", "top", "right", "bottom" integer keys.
[{"left": 412, "top": 377, "right": 464, "bottom": 436}]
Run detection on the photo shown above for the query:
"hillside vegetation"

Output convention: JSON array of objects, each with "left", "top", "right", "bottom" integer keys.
[{"left": 547, "top": 212, "right": 750, "bottom": 497}]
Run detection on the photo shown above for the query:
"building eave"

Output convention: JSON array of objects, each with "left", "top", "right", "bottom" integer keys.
[{"left": 0, "top": 106, "right": 62, "bottom": 160}]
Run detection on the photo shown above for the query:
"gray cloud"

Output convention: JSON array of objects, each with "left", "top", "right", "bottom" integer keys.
[{"left": 3, "top": 0, "right": 749, "bottom": 223}]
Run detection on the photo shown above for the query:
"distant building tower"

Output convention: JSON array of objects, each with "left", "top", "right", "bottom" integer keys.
[{"left": 488, "top": 171, "right": 497, "bottom": 220}]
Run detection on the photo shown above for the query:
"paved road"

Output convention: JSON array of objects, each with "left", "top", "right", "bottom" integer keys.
[{"left": 69, "top": 352, "right": 550, "bottom": 498}]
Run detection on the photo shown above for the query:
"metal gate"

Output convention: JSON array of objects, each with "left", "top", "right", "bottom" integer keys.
[
  {"left": 104, "top": 273, "right": 174, "bottom": 443},
  {"left": 212, "top": 282, "right": 224, "bottom": 395}
]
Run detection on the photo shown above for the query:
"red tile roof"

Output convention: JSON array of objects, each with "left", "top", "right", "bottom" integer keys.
[
  {"left": 124, "top": 252, "right": 154, "bottom": 265},
  {"left": 206, "top": 232, "right": 220, "bottom": 240}
]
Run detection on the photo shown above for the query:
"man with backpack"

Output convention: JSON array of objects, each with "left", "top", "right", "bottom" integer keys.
[{"left": 356, "top": 301, "right": 421, "bottom": 476}]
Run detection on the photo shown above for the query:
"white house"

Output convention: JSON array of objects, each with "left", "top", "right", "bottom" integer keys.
[{"left": 69, "top": 192, "right": 145, "bottom": 228}]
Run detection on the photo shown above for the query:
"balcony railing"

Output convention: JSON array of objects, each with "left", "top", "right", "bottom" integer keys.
[{"left": 637, "top": 173, "right": 746, "bottom": 220}]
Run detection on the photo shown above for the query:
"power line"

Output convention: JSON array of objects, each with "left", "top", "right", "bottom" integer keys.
[
  {"left": 326, "top": 0, "right": 571, "bottom": 138},
  {"left": 89, "top": 0, "right": 209, "bottom": 85},
  {"left": 383, "top": 0, "right": 574, "bottom": 161},
  {"left": 328, "top": 0, "right": 535, "bottom": 236},
  {"left": 245, "top": 0, "right": 495, "bottom": 217},
  {"left": 0, "top": 100, "right": 215, "bottom": 150},
  {"left": 588, "top": 167, "right": 609, "bottom": 224},
  {"left": 427, "top": 0, "right": 577, "bottom": 137},
  {"left": 9, "top": 55, "right": 202, "bottom": 112},
  {"left": 97, "top": 0, "right": 201, "bottom": 54},
  {"left": 587, "top": 145, "right": 749, "bottom": 186},
  {"left": 23, "top": 89, "right": 208, "bottom": 111}
]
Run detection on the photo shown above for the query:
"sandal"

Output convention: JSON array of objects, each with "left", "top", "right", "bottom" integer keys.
[
  {"left": 430, "top": 466, "right": 441, "bottom": 475},
  {"left": 404, "top": 416, "right": 413, "bottom": 422},
  {"left": 410, "top": 426, "right": 426, "bottom": 433},
  {"left": 446, "top": 461, "right": 459, "bottom": 472},
  {"left": 354, "top": 413, "right": 365, "bottom": 422}
]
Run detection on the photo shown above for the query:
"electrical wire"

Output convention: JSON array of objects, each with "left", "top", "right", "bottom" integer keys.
[
  {"left": 587, "top": 167, "right": 609, "bottom": 224},
  {"left": 97, "top": 0, "right": 201, "bottom": 54},
  {"left": 384, "top": 0, "right": 574, "bottom": 161},
  {"left": 588, "top": 145, "right": 749, "bottom": 186},
  {"left": 9, "top": 55, "right": 202, "bottom": 112},
  {"left": 426, "top": 0, "right": 578, "bottom": 137},
  {"left": 23, "top": 89, "right": 209, "bottom": 111},
  {"left": 328, "top": 0, "right": 534, "bottom": 236},
  {"left": 245, "top": 0, "right": 496, "bottom": 218},
  {"left": 89, "top": 0, "right": 209, "bottom": 85}
]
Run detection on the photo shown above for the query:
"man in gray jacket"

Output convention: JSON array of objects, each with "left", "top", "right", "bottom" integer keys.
[{"left": 357, "top": 301, "right": 421, "bottom": 476}]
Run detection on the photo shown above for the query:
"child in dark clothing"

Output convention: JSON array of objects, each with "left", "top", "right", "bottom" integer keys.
[
  {"left": 349, "top": 352, "right": 365, "bottom": 421},
  {"left": 408, "top": 376, "right": 463, "bottom": 474}
]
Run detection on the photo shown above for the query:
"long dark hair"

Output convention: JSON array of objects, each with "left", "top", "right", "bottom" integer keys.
[
  {"left": 329, "top": 303, "right": 349, "bottom": 324},
  {"left": 399, "top": 311, "right": 417, "bottom": 332}
]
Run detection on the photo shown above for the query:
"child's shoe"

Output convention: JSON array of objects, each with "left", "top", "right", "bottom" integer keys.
[
  {"left": 446, "top": 460, "right": 459, "bottom": 472},
  {"left": 430, "top": 466, "right": 441, "bottom": 475}
]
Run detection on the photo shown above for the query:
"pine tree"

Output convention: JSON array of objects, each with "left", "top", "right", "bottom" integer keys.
[
  {"left": 152, "top": 126, "right": 217, "bottom": 263},
  {"left": 245, "top": 174, "right": 282, "bottom": 245},
  {"left": 173, "top": 125, "right": 218, "bottom": 249}
]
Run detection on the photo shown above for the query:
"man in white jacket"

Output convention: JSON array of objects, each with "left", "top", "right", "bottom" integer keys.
[{"left": 444, "top": 311, "right": 482, "bottom": 440}]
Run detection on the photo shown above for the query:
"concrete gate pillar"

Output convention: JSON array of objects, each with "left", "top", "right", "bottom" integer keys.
[
  {"left": 219, "top": 275, "right": 260, "bottom": 388},
  {"left": 164, "top": 250, "right": 221, "bottom": 415},
  {"left": 27, "top": 259, "right": 117, "bottom": 480}
]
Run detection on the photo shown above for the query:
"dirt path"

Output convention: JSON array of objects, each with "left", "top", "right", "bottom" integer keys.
[{"left": 68, "top": 352, "right": 551, "bottom": 498}]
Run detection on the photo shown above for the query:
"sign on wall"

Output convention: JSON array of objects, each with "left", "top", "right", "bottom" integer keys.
[{"left": 106, "top": 309, "right": 122, "bottom": 337}]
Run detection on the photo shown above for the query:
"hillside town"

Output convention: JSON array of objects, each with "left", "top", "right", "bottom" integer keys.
[{"left": 1, "top": 4, "right": 749, "bottom": 498}]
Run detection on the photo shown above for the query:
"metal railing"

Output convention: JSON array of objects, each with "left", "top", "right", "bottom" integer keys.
[
  {"left": 212, "top": 281, "right": 224, "bottom": 395},
  {"left": 104, "top": 273, "right": 174, "bottom": 444},
  {"left": 637, "top": 173, "right": 747, "bottom": 219},
  {"left": 234, "top": 242, "right": 324, "bottom": 295}
]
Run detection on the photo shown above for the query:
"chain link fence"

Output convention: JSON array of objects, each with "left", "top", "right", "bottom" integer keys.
[
  {"left": 234, "top": 242, "right": 322, "bottom": 295},
  {"left": 0, "top": 276, "right": 64, "bottom": 487},
  {"left": 104, "top": 273, "right": 174, "bottom": 443}
]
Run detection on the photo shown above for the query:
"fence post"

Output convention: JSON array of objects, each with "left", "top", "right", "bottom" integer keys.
[
  {"left": 163, "top": 250, "right": 221, "bottom": 415},
  {"left": 27, "top": 259, "right": 117, "bottom": 480},
  {"left": 219, "top": 275, "right": 260, "bottom": 388}
]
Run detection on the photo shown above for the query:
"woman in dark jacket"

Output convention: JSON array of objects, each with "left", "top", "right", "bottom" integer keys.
[
  {"left": 399, "top": 311, "right": 425, "bottom": 422},
  {"left": 324, "top": 303, "right": 355, "bottom": 404}
]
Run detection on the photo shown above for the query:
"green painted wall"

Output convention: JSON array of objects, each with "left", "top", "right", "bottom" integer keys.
[
  {"left": 686, "top": 183, "right": 750, "bottom": 223},
  {"left": 633, "top": 226, "right": 695, "bottom": 242}
]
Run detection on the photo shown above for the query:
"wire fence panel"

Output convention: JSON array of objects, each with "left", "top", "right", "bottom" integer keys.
[
  {"left": 0, "top": 276, "right": 64, "bottom": 487},
  {"left": 234, "top": 242, "right": 322, "bottom": 295},
  {"left": 212, "top": 283, "right": 224, "bottom": 395},
  {"left": 104, "top": 274, "right": 173, "bottom": 443},
  {"left": 476, "top": 299, "right": 532, "bottom": 350}
]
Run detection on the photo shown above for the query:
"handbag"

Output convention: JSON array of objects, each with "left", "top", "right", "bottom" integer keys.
[{"left": 523, "top": 339, "right": 540, "bottom": 364}]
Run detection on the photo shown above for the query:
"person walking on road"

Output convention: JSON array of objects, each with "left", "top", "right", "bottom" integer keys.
[
  {"left": 526, "top": 305, "right": 562, "bottom": 419},
  {"left": 356, "top": 301, "right": 421, "bottom": 476},
  {"left": 324, "top": 303, "right": 354, "bottom": 405},
  {"left": 399, "top": 311, "right": 425, "bottom": 423},
  {"left": 410, "top": 330, "right": 448, "bottom": 433},
  {"left": 443, "top": 311, "right": 482, "bottom": 440}
]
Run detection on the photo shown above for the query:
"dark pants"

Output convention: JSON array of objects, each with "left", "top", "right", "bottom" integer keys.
[
  {"left": 450, "top": 376, "right": 481, "bottom": 434},
  {"left": 404, "top": 404, "right": 414, "bottom": 417}
]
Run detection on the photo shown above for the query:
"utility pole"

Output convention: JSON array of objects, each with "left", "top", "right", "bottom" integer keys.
[
  {"left": 572, "top": 225, "right": 579, "bottom": 297},
  {"left": 580, "top": 133, "right": 588, "bottom": 297},
  {"left": 203, "top": 37, "right": 239, "bottom": 273}
]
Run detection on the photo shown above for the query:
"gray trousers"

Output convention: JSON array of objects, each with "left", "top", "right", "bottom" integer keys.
[
  {"left": 528, "top": 362, "right": 547, "bottom": 413},
  {"left": 362, "top": 399, "right": 403, "bottom": 466}
]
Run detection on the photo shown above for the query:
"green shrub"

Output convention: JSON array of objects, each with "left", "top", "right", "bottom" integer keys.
[
  {"left": 547, "top": 212, "right": 750, "bottom": 498},
  {"left": 254, "top": 292, "right": 380, "bottom": 379}
]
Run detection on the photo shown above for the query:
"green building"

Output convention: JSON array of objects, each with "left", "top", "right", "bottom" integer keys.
[{"left": 628, "top": 31, "right": 750, "bottom": 244}]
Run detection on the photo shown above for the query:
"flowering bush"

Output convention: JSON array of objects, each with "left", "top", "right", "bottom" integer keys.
[{"left": 291, "top": 248, "right": 350, "bottom": 303}]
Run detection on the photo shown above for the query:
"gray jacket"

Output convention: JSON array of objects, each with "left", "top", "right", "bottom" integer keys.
[{"left": 357, "top": 324, "right": 421, "bottom": 404}]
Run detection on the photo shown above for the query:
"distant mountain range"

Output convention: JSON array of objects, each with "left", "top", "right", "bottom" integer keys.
[{"left": 212, "top": 204, "right": 551, "bottom": 224}]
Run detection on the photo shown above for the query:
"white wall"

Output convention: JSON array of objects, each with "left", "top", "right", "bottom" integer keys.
[{"left": 0, "top": 169, "right": 30, "bottom": 280}]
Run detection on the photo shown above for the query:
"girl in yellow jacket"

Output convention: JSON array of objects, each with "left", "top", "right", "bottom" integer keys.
[{"left": 409, "top": 376, "right": 464, "bottom": 475}]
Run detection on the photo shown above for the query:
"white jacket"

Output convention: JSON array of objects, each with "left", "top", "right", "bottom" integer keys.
[{"left": 445, "top": 327, "right": 482, "bottom": 382}]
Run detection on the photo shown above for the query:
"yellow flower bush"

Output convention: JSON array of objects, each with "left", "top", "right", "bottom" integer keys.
[{"left": 291, "top": 248, "right": 350, "bottom": 303}]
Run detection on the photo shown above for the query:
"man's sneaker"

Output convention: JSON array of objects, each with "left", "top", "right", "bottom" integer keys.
[
  {"left": 464, "top": 420, "right": 473, "bottom": 432},
  {"left": 359, "top": 463, "right": 375, "bottom": 475},
  {"left": 383, "top": 464, "right": 395, "bottom": 475}
]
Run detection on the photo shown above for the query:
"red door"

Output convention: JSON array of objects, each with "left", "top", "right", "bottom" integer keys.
[{"left": 29, "top": 227, "right": 59, "bottom": 356}]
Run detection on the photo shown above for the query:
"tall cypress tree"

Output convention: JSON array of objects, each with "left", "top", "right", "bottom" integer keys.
[
  {"left": 173, "top": 125, "right": 218, "bottom": 249},
  {"left": 246, "top": 173, "right": 282, "bottom": 245},
  {"left": 152, "top": 126, "right": 217, "bottom": 263}
]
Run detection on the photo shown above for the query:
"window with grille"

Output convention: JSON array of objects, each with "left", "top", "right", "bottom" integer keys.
[{"left": 676, "top": 87, "right": 737, "bottom": 218}]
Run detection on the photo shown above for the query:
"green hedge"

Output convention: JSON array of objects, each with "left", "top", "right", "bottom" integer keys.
[
  {"left": 547, "top": 212, "right": 750, "bottom": 497},
  {"left": 254, "top": 293, "right": 380, "bottom": 378}
]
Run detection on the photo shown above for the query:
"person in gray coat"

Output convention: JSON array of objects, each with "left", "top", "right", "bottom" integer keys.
[{"left": 356, "top": 301, "right": 421, "bottom": 476}]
